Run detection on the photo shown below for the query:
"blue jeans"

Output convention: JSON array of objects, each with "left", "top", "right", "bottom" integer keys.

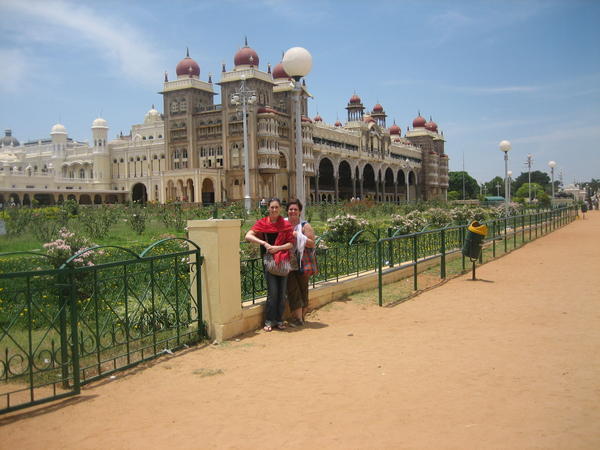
[{"left": 264, "top": 269, "right": 288, "bottom": 326}]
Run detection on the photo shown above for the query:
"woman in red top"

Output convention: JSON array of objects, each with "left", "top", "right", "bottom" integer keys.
[{"left": 245, "top": 198, "right": 294, "bottom": 331}]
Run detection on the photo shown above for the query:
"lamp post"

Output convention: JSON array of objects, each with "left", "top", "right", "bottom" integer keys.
[
  {"left": 507, "top": 170, "right": 513, "bottom": 202},
  {"left": 499, "top": 140, "right": 511, "bottom": 216},
  {"left": 230, "top": 75, "right": 257, "bottom": 212},
  {"left": 548, "top": 160, "right": 557, "bottom": 203},
  {"left": 282, "top": 46, "right": 312, "bottom": 211},
  {"left": 525, "top": 153, "right": 533, "bottom": 203}
]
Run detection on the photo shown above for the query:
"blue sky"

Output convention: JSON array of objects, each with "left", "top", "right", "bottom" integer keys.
[{"left": 1, "top": 0, "right": 599, "bottom": 185}]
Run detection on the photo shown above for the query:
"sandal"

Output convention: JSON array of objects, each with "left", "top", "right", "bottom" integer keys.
[
  {"left": 263, "top": 325, "right": 272, "bottom": 332},
  {"left": 276, "top": 323, "right": 287, "bottom": 330}
]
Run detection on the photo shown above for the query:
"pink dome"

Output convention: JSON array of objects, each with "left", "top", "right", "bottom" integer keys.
[
  {"left": 413, "top": 114, "right": 426, "bottom": 128},
  {"left": 349, "top": 94, "right": 361, "bottom": 104},
  {"left": 335, "top": 120, "right": 343, "bottom": 127},
  {"left": 425, "top": 119, "right": 438, "bottom": 132},
  {"left": 389, "top": 122, "right": 401, "bottom": 135},
  {"left": 234, "top": 44, "right": 259, "bottom": 67},
  {"left": 373, "top": 103, "right": 383, "bottom": 113},
  {"left": 314, "top": 114, "right": 323, "bottom": 122},
  {"left": 175, "top": 50, "right": 200, "bottom": 77},
  {"left": 272, "top": 62, "right": 289, "bottom": 79}
]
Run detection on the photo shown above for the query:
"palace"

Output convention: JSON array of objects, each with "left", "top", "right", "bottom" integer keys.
[{"left": 0, "top": 42, "right": 449, "bottom": 206}]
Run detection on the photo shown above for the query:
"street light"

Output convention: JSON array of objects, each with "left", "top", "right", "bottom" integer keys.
[
  {"left": 282, "top": 46, "right": 312, "bottom": 211},
  {"left": 230, "top": 75, "right": 257, "bottom": 212},
  {"left": 507, "top": 170, "right": 513, "bottom": 202},
  {"left": 548, "top": 160, "right": 557, "bottom": 202},
  {"left": 525, "top": 153, "right": 533, "bottom": 203},
  {"left": 499, "top": 140, "right": 511, "bottom": 216}
]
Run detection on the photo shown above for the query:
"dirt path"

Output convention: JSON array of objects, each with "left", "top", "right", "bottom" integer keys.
[{"left": 2, "top": 212, "right": 600, "bottom": 449}]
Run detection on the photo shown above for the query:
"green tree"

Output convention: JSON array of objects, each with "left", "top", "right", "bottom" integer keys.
[
  {"left": 513, "top": 170, "right": 550, "bottom": 194},
  {"left": 447, "top": 191, "right": 461, "bottom": 201},
  {"left": 484, "top": 176, "right": 505, "bottom": 197},
  {"left": 448, "top": 171, "right": 479, "bottom": 199},
  {"left": 515, "top": 182, "right": 545, "bottom": 200}
]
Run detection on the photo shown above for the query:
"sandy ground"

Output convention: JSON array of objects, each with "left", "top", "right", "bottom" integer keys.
[{"left": 1, "top": 212, "right": 599, "bottom": 450}]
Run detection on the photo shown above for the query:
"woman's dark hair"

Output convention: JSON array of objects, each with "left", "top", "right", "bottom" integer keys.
[
  {"left": 287, "top": 198, "right": 303, "bottom": 212},
  {"left": 268, "top": 197, "right": 281, "bottom": 206}
]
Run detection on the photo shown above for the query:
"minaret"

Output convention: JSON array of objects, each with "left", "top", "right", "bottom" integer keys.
[
  {"left": 345, "top": 93, "right": 364, "bottom": 121},
  {"left": 92, "top": 117, "right": 108, "bottom": 153}
]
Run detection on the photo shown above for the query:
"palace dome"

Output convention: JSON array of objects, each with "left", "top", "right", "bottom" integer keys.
[
  {"left": 1, "top": 129, "right": 19, "bottom": 147},
  {"left": 234, "top": 43, "right": 259, "bottom": 67},
  {"left": 314, "top": 114, "right": 323, "bottom": 122},
  {"left": 176, "top": 50, "right": 200, "bottom": 77},
  {"left": 412, "top": 114, "right": 426, "bottom": 128},
  {"left": 301, "top": 116, "right": 313, "bottom": 123},
  {"left": 335, "top": 120, "right": 342, "bottom": 127},
  {"left": 272, "top": 62, "right": 289, "bottom": 79},
  {"left": 425, "top": 119, "right": 438, "bottom": 132},
  {"left": 51, "top": 123, "right": 67, "bottom": 134},
  {"left": 389, "top": 123, "right": 401, "bottom": 135},
  {"left": 92, "top": 117, "right": 108, "bottom": 128},
  {"left": 349, "top": 94, "right": 361, "bottom": 104},
  {"left": 373, "top": 103, "right": 383, "bottom": 113},
  {"left": 144, "top": 106, "right": 161, "bottom": 123}
]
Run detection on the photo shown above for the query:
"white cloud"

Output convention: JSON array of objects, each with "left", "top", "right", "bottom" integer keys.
[{"left": 1, "top": 0, "right": 163, "bottom": 87}]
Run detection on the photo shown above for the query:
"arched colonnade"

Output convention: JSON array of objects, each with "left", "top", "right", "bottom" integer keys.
[{"left": 309, "top": 156, "right": 418, "bottom": 203}]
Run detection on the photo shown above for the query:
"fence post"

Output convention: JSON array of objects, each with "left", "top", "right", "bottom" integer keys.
[
  {"left": 186, "top": 219, "right": 242, "bottom": 342},
  {"left": 413, "top": 234, "right": 418, "bottom": 291},
  {"left": 377, "top": 240, "right": 383, "bottom": 307},
  {"left": 67, "top": 267, "right": 81, "bottom": 394},
  {"left": 440, "top": 228, "right": 446, "bottom": 279}
]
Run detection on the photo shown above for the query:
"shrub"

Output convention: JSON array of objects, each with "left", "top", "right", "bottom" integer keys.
[
  {"left": 391, "top": 210, "right": 426, "bottom": 235},
  {"left": 423, "top": 207, "right": 453, "bottom": 229},
  {"left": 43, "top": 228, "right": 98, "bottom": 268},
  {"left": 77, "top": 205, "right": 120, "bottom": 239},
  {"left": 325, "top": 214, "right": 370, "bottom": 243},
  {"left": 128, "top": 204, "right": 148, "bottom": 235}
]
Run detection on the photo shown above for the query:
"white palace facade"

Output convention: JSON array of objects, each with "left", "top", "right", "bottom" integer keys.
[{"left": 0, "top": 43, "right": 449, "bottom": 207}]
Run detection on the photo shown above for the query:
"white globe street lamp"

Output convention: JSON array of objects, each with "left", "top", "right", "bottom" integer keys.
[
  {"left": 283, "top": 47, "right": 312, "bottom": 212},
  {"left": 499, "top": 140, "right": 511, "bottom": 216},
  {"left": 230, "top": 75, "right": 257, "bottom": 212},
  {"left": 548, "top": 160, "right": 557, "bottom": 202}
]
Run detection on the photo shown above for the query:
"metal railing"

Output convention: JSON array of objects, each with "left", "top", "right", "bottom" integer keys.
[
  {"left": 0, "top": 238, "right": 204, "bottom": 414},
  {"left": 376, "top": 205, "right": 577, "bottom": 306},
  {"left": 240, "top": 206, "right": 577, "bottom": 304}
]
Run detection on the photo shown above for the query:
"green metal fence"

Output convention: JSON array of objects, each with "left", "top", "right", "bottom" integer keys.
[
  {"left": 0, "top": 238, "right": 204, "bottom": 414},
  {"left": 376, "top": 205, "right": 577, "bottom": 306},
  {"left": 240, "top": 206, "right": 577, "bottom": 304}
]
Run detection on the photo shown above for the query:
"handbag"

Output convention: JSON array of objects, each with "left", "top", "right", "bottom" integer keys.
[
  {"left": 263, "top": 252, "right": 292, "bottom": 277},
  {"left": 300, "top": 247, "right": 318, "bottom": 276}
]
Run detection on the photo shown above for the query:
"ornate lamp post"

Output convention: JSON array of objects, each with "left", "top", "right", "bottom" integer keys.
[
  {"left": 282, "top": 47, "right": 312, "bottom": 211},
  {"left": 230, "top": 75, "right": 257, "bottom": 212},
  {"left": 548, "top": 160, "right": 557, "bottom": 203},
  {"left": 499, "top": 140, "right": 511, "bottom": 216}
]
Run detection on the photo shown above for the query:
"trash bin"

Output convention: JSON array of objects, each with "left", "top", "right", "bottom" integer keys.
[{"left": 462, "top": 221, "right": 488, "bottom": 260}]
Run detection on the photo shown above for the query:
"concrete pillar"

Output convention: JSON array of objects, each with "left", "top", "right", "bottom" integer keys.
[{"left": 187, "top": 219, "right": 243, "bottom": 342}]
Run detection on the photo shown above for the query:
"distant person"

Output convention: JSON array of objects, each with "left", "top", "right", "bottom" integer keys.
[
  {"left": 245, "top": 198, "right": 294, "bottom": 332},
  {"left": 285, "top": 199, "right": 316, "bottom": 326},
  {"left": 581, "top": 201, "right": 588, "bottom": 219}
]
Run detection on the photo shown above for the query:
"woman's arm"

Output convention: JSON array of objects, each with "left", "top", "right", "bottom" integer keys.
[
  {"left": 267, "top": 242, "right": 293, "bottom": 254},
  {"left": 245, "top": 229, "right": 266, "bottom": 246},
  {"left": 302, "top": 223, "right": 316, "bottom": 248}
]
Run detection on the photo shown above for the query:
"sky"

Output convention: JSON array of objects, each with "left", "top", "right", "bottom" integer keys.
[{"left": 1, "top": 0, "right": 599, "bottom": 185}]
